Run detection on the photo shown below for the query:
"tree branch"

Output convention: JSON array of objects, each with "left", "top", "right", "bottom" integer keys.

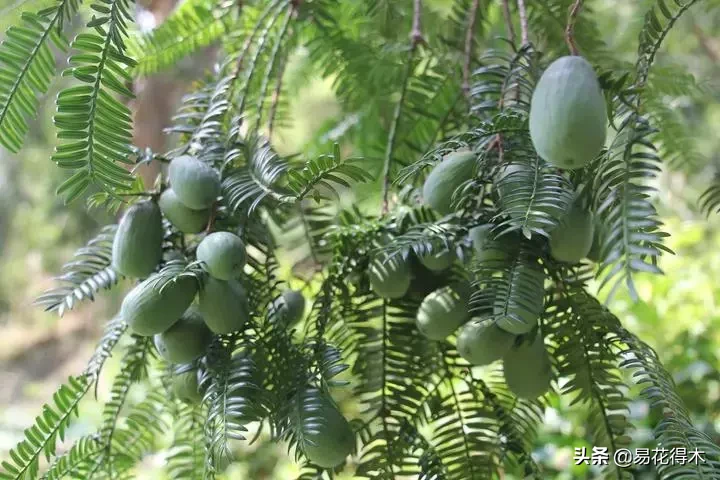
[
  {"left": 502, "top": 0, "right": 516, "bottom": 47},
  {"left": 516, "top": 0, "right": 529, "bottom": 46},
  {"left": 268, "top": 51, "right": 289, "bottom": 138},
  {"left": 566, "top": 0, "right": 583, "bottom": 55},
  {"left": 692, "top": 22, "right": 720, "bottom": 64},
  {"left": 381, "top": 0, "right": 423, "bottom": 214},
  {"left": 462, "top": 0, "right": 481, "bottom": 98}
]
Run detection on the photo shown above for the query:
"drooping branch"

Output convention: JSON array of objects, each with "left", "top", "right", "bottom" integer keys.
[
  {"left": 501, "top": 0, "right": 516, "bottom": 47},
  {"left": 462, "top": 0, "right": 481, "bottom": 98},
  {"left": 566, "top": 0, "right": 583, "bottom": 55},
  {"left": 381, "top": 0, "right": 424, "bottom": 214},
  {"left": 256, "top": 1, "right": 296, "bottom": 129},
  {"left": 267, "top": 50, "right": 289, "bottom": 138},
  {"left": 516, "top": 0, "right": 529, "bottom": 46}
]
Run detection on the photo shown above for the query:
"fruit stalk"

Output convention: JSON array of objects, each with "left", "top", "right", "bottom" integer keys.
[{"left": 566, "top": 0, "right": 584, "bottom": 56}]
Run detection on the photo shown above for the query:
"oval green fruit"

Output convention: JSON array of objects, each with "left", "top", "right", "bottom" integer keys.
[
  {"left": 159, "top": 188, "right": 210, "bottom": 233},
  {"left": 270, "top": 290, "right": 306, "bottom": 325},
  {"left": 496, "top": 163, "right": 530, "bottom": 202},
  {"left": 198, "top": 277, "right": 249, "bottom": 334},
  {"left": 494, "top": 264, "right": 545, "bottom": 334},
  {"left": 172, "top": 366, "right": 203, "bottom": 404},
  {"left": 122, "top": 274, "right": 198, "bottom": 336},
  {"left": 457, "top": 318, "right": 515, "bottom": 366},
  {"left": 298, "top": 388, "right": 355, "bottom": 468},
  {"left": 154, "top": 306, "right": 213, "bottom": 363},
  {"left": 112, "top": 200, "right": 163, "bottom": 278},
  {"left": 470, "top": 224, "right": 519, "bottom": 265},
  {"left": 416, "top": 283, "right": 471, "bottom": 340},
  {"left": 549, "top": 202, "right": 595, "bottom": 263},
  {"left": 418, "top": 246, "right": 455, "bottom": 271},
  {"left": 529, "top": 56, "right": 607, "bottom": 169},
  {"left": 422, "top": 150, "right": 476, "bottom": 215},
  {"left": 503, "top": 333, "right": 552, "bottom": 399},
  {"left": 197, "top": 231, "right": 247, "bottom": 280},
  {"left": 168, "top": 155, "right": 221, "bottom": 209},
  {"left": 369, "top": 253, "right": 411, "bottom": 299}
]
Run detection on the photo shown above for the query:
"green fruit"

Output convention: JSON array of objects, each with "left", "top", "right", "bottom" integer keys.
[
  {"left": 270, "top": 290, "right": 306, "bottom": 325},
  {"left": 154, "top": 306, "right": 213, "bottom": 363},
  {"left": 168, "top": 155, "right": 221, "bottom": 209},
  {"left": 494, "top": 264, "right": 545, "bottom": 334},
  {"left": 457, "top": 318, "right": 515, "bottom": 366},
  {"left": 172, "top": 366, "right": 203, "bottom": 404},
  {"left": 422, "top": 150, "right": 476, "bottom": 215},
  {"left": 549, "top": 202, "right": 595, "bottom": 263},
  {"left": 496, "top": 163, "right": 530, "bottom": 202},
  {"left": 529, "top": 56, "right": 607, "bottom": 169},
  {"left": 197, "top": 232, "right": 247, "bottom": 280},
  {"left": 112, "top": 200, "right": 163, "bottom": 278},
  {"left": 586, "top": 217, "right": 604, "bottom": 263},
  {"left": 198, "top": 277, "right": 249, "bottom": 334},
  {"left": 416, "top": 283, "right": 471, "bottom": 340},
  {"left": 159, "top": 188, "right": 210, "bottom": 233},
  {"left": 503, "top": 333, "right": 552, "bottom": 398},
  {"left": 418, "top": 246, "right": 455, "bottom": 271},
  {"left": 369, "top": 253, "right": 411, "bottom": 299},
  {"left": 470, "top": 225, "right": 518, "bottom": 265},
  {"left": 122, "top": 274, "right": 198, "bottom": 336},
  {"left": 298, "top": 388, "right": 355, "bottom": 468}
]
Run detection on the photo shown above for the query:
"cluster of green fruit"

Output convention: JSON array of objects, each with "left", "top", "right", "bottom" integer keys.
[
  {"left": 368, "top": 56, "right": 608, "bottom": 399},
  {"left": 111, "top": 155, "right": 354, "bottom": 468},
  {"left": 367, "top": 226, "right": 552, "bottom": 399}
]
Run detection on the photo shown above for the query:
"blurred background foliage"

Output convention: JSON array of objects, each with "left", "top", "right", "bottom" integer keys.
[{"left": 0, "top": 0, "right": 719, "bottom": 478}]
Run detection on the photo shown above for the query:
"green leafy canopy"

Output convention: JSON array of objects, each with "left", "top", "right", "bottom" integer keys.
[{"left": 1, "top": 0, "right": 720, "bottom": 479}]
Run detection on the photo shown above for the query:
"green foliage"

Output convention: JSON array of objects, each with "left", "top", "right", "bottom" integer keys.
[
  {"left": 52, "top": 0, "right": 138, "bottom": 202},
  {"left": 0, "top": 376, "right": 90, "bottom": 480},
  {"left": 0, "top": 4, "right": 68, "bottom": 152},
  {"left": 129, "top": 0, "right": 233, "bottom": 76},
  {"left": 34, "top": 225, "right": 119, "bottom": 316},
  {"left": 2, "top": 0, "right": 720, "bottom": 479}
]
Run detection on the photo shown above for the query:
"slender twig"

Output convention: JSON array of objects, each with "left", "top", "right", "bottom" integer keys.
[
  {"left": 237, "top": 2, "right": 288, "bottom": 116},
  {"left": 205, "top": 201, "right": 218, "bottom": 233},
  {"left": 381, "top": 0, "right": 423, "bottom": 214},
  {"left": 566, "top": 0, "right": 583, "bottom": 55},
  {"left": 516, "top": 0, "right": 529, "bottom": 46},
  {"left": 256, "top": 3, "right": 296, "bottom": 129},
  {"left": 462, "top": 0, "right": 481, "bottom": 98},
  {"left": 410, "top": 0, "right": 424, "bottom": 45},
  {"left": 501, "top": 0, "right": 516, "bottom": 46},
  {"left": 118, "top": 191, "right": 155, "bottom": 197},
  {"left": 692, "top": 22, "right": 720, "bottom": 64},
  {"left": 268, "top": 50, "right": 290, "bottom": 138},
  {"left": 231, "top": 0, "right": 271, "bottom": 81}
]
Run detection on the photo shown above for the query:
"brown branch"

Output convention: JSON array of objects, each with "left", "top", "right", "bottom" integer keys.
[
  {"left": 692, "top": 22, "right": 720, "bottom": 64},
  {"left": 501, "top": 0, "right": 516, "bottom": 46},
  {"left": 462, "top": 0, "right": 481, "bottom": 98},
  {"left": 566, "top": 0, "right": 583, "bottom": 55},
  {"left": 516, "top": 0, "right": 529, "bottom": 46},
  {"left": 268, "top": 51, "right": 289, "bottom": 138},
  {"left": 381, "top": 0, "right": 424, "bottom": 214},
  {"left": 410, "top": 0, "right": 424, "bottom": 46}
]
